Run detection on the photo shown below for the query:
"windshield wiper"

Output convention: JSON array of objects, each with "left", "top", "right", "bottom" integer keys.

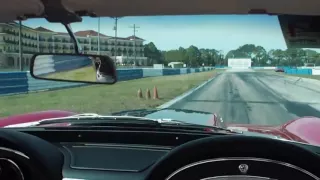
[{"left": 35, "top": 113, "right": 236, "bottom": 133}]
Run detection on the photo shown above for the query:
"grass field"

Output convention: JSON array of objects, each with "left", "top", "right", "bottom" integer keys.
[
  {"left": 282, "top": 74, "right": 320, "bottom": 80},
  {"left": 0, "top": 70, "right": 221, "bottom": 117},
  {"left": 44, "top": 66, "right": 96, "bottom": 82}
]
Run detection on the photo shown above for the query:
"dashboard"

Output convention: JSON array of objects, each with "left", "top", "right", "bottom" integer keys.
[{"left": 0, "top": 128, "right": 320, "bottom": 180}]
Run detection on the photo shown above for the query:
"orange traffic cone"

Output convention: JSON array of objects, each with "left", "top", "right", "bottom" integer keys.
[
  {"left": 153, "top": 86, "right": 159, "bottom": 99},
  {"left": 137, "top": 88, "right": 143, "bottom": 98},
  {"left": 146, "top": 88, "right": 151, "bottom": 99}
]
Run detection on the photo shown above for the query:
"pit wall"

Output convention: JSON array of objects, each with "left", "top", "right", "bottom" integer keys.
[
  {"left": 0, "top": 67, "right": 215, "bottom": 96},
  {"left": 215, "top": 66, "right": 320, "bottom": 75}
]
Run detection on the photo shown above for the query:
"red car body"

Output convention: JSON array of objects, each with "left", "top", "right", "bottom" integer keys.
[{"left": 0, "top": 110, "right": 319, "bottom": 147}]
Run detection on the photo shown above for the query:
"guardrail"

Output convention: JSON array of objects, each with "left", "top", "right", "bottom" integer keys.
[
  {"left": 214, "top": 66, "right": 320, "bottom": 75},
  {"left": 284, "top": 68, "right": 320, "bottom": 75},
  {"left": 276, "top": 66, "right": 320, "bottom": 75},
  {"left": 214, "top": 66, "right": 278, "bottom": 69},
  {"left": 0, "top": 67, "right": 215, "bottom": 96}
]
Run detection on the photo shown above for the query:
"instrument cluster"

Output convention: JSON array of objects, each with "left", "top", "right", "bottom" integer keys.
[
  {"left": 165, "top": 157, "right": 320, "bottom": 180},
  {"left": 0, "top": 158, "right": 24, "bottom": 180}
]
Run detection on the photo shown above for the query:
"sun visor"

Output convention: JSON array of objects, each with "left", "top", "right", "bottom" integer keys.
[{"left": 279, "top": 15, "right": 320, "bottom": 48}]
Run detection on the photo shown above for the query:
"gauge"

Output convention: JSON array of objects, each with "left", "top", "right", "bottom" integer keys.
[{"left": 0, "top": 158, "right": 24, "bottom": 180}]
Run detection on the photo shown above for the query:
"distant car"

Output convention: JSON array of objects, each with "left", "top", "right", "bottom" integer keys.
[{"left": 275, "top": 68, "right": 284, "bottom": 72}]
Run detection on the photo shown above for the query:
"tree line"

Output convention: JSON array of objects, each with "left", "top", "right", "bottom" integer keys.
[{"left": 143, "top": 42, "right": 320, "bottom": 67}]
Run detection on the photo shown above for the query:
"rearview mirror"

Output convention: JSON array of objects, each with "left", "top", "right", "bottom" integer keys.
[{"left": 30, "top": 53, "right": 117, "bottom": 84}]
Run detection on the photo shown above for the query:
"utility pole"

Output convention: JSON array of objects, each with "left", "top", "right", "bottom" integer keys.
[
  {"left": 37, "top": 32, "right": 40, "bottom": 53},
  {"left": 218, "top": 50, "right": 223, "bottom": 65},
  {"left": 98, "top": 17, "right": 100, "bottom": 55},
  {"left": 112, "top": 17, "right": 122, "bottom": 63},
  {"left": 18, "top": 20, "right": 23, "bottom": 71},
  {"left": 129, "top": 24, "right": 140, "bottom": 64}
]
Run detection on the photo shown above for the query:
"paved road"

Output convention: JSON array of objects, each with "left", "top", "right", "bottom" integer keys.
[{"left": 169, "top": 69, "right": 320, "bottom": 126}]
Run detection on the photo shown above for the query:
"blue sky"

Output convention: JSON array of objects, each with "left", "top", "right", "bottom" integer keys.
[{"left": 22, "top": 15, "right": 287, "bottom": 53}]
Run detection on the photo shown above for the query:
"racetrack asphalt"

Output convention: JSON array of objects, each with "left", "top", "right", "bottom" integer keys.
[{"left": 168, "top": 69, "right": 320, "bottom": 126}]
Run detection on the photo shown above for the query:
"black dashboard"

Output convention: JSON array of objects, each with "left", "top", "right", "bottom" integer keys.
[
  {"left": 59, "top": 143, "right": 169, "bottom": 179},
  {"left": 1, "top": 128, "right": 320, "bottom": 180}
]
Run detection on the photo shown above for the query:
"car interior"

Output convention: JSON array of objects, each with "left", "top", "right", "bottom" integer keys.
[
  {"left": 1, "top": 127, "right": 320, "bottom": 180},
  {"left": 1, "top": 0, "right": 320, "bottom": 180}
]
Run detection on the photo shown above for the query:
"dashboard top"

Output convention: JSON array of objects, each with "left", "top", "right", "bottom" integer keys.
[{"left": 0, "top": 128, "right": 320, "bottom": 180}]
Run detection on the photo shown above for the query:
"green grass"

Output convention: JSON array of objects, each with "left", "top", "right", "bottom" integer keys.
[
  {"left": 282, "top": 74, "right": 320, "bottom": 80},
  {"left": 212, "top": 69, "right": 226, "bottom": 72},
  {"left": 43, "top": 66, "right": 96, "bottom": 82},
  {"left": 0, "top": 70, "right": 219, "bottom": 117}
]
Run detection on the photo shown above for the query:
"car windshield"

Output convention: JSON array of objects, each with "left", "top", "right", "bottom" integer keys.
[{"left": 0, "top": 15, "right": 320, "bottom": 146}]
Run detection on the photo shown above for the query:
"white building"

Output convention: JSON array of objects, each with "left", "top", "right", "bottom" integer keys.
[
  {"left": 228, "top": 58, "right": 252, "bottom": 69},
  {"left": 168, "top": 62, "right": 184, "bottom": 68},
  {"left": 0, "top": 22, "right": 147, "bottom": 69}
]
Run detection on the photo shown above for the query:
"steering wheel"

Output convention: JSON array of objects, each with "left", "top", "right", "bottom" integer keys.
[
  {"left": 0, "top": 129, "right": 63, "bottom": 180},
  {"left": 145, "top": 135, "right": 320, "bottom": 180}
]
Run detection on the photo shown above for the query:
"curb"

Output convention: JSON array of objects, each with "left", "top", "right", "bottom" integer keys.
[{"left": 157, "top": 74, "right": 218, "bottom": 109}]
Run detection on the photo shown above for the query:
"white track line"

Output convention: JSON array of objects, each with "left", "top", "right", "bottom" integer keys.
[{"left": 157, "top": 75, "right": 218, "bottom": 109}]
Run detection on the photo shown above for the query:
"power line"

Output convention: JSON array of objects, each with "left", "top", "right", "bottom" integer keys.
[{"left": 129, "top": 24, "right": 140, "bottom": 64}]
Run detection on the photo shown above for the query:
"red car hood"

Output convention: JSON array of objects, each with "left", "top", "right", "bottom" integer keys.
[
  {"left": 227, "top": 116, "right": 320, "bottom": 146},
  {"left": 0, "top": 110, "right": 319, "bottom": 147},
  {"left": 0, "top": 110, "right": 77, "bottom": 127}
]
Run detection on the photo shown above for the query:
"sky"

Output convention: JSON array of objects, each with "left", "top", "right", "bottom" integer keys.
[{"left": 22, "top": 15, "right": 288, "bottom": 53}]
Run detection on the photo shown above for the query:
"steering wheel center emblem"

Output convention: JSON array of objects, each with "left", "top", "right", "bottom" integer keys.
[{"left": 238, "top": 164, "right": 249, "bottom": 174}]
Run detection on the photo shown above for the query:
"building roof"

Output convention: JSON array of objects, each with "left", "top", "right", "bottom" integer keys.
[
  {"left": 74, "top": 30, "right": 109, "bottom": 37},
  {"left": 34, "top": 27, "right": 54, "bottom": 32},
  {"left": 108, "top": 35, "right": 144, "bottom": 41},
  {"left": 3, "top": 22, "right": 144, "bottom": 40},
  {"left": 126, "top": 35, "right": 144, "bottom": 41},
  {"left": 3, "top": 22, "right": 38, "bottom": 32}
]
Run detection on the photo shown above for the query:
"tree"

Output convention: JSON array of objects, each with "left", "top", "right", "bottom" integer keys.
[
  {"left": 269, "top": 49, "right": 285, "bottom": 66},
  {"left": 304, "top": 49, "right": 318, "bottom": 64},
  {"left": 144, "top": 42, "right": 162, "bottom": 65},
  {"left": 254, "top": 46, "right": 267, "bottom": 66},
  {"left": 237, "top": 44, "right": 256, "bottom": 58},
  {"left": 186, "top": 45, "right": 201, "bottom": 67},
  {"left": 143, "top": 42, "right": 320, "bottom": 67},
  {"left": 163, "top": 48, "right": 187, "bottom": 64},
  {"left": 199, "top": 49, "right": 218, "bottom": 66}
]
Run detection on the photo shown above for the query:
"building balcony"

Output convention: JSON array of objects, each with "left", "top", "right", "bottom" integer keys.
[
  {"left": 62, "top": 39, "right": 70, "bottom": 43},
  {"left": 3, "top": 39, "right": 18, "bottom": 44}
]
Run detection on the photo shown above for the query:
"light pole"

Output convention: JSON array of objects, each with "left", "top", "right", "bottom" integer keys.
[
  {"left": 218, "top": 50, "right": 223, "bottom": 65},
  {"left": 98, "top": 17, "right": 100, "bottom": 55},
  {"left": 112, "top": 17, "right": 122, "bottom": 63},
  {"left": 129, "top": 24, "right": 140, "bottom": 65}
]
